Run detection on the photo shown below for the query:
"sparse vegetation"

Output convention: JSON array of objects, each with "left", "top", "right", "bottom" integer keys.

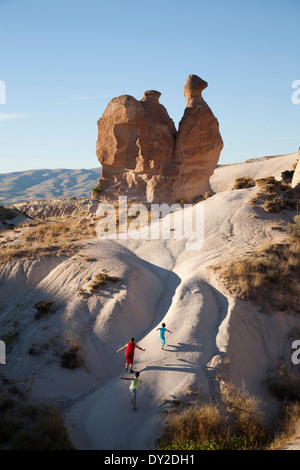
[
  {"left": 287, "top": 215, "right": 300, "bottom": 239},
  {"left": 232, "top": 176, "right": 255, "bottom": 190},
  {"left": 281, "top": 170, "right": 294, "bottom": 182},
  {"left": 176, "top": 199, "right": 186, "bottom": 208},
  {"left": 159, "top": 378, "right": 300, "bottom": 450},
  {"left": 0, "top": 374, "right": 75, "bottom": 450},
  {"left": 211, "top": 240, "right": 300, "bottom": 313},
  {"left": 92, "top": 183, "right": 102, "bottom": 195},
  {"left": 0, "top": 217, "right": 98, "bottom": 263},
  {"left": 60, "top": 343, "right": 83, "bottom": 369},
  {"left": 158, "top": 382, "right": 270, "bottom": 450},
  {"left": 23, "top": 218, "right": 96, "bottom": 244},
  {"left": 271, "top": 402, "right": 300, "bottom": 449},
  {"left": 34, "top": 299, "right": 55, "bottom": 320},
  {"left": 249, "top": 176, "right": 299, "bottom": 212},
  {"left": 88, "top": 271, "right": 120, "bottom": 292},
  {"left": 0, "top": 396, "right": 75, "bottom": 449},
  {"left": 77, "top": 271, "right": 121, "bottom": 298},
  {"left": 77, "top": 287, "right": 88, "bottom": 297}
]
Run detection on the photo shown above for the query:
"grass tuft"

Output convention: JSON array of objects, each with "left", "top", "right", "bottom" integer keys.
[
  {"left": 34, "top": 299, "right": 55, "bottom": 320},
  {"left": 60, "top": 343, "right": 83, "bottom": 369},
  {"left": 232, "top": 177, "right": 255, "bottom": 190},
  {"left": 89, "top": 271, "right": 120, "bottom": 292}
]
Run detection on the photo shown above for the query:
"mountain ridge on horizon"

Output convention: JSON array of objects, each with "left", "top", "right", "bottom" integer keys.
[{"left": 0, "top": 167, "right": 101, "bottom": 206}]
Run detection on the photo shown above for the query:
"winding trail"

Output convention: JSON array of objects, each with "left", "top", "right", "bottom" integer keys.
[{"left": 63, "top": 232, "right": 233, "bottom": 449}]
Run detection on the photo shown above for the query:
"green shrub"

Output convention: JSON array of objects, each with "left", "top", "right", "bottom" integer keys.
[
  {"left": 162, "top": 439, "right": 221, "bottom": 450},
  {"left": 92, "top": 184, "right": 102, "bottom": 195}
]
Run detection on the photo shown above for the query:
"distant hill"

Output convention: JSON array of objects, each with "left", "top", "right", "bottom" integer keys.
[{"left": 0, "top": 168, "right": 101, "bottom": 206}]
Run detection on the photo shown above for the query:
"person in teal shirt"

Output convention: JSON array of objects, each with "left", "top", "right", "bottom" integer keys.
[{"left": 157, "top": 322, "right": 172, "bottom": 349}]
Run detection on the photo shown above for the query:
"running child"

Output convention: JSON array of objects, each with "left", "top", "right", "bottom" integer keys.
[
  {"left": 116, "top": 337, "right": 145, "bottom": 373},
  {"left": 120, "top": 372, "right": 142, "bottom": 410},
  {"left": 157, "top": 323, "right": 172, "bottom": 349}
]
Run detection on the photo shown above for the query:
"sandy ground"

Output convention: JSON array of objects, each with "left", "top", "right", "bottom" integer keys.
[{"left": 0, "top": 152, "right": 299, "bottom": 450}]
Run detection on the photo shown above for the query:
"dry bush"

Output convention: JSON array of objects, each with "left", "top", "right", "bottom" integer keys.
[
  {"left": 271, "top": 402, "right": 300, "bottom": 449},
  {"left": 287, "top": 215, "right": 300, "bottom": 239},
  {"left": 34, "top": 299, "right": 55, "bottom": 320},
  {"left": 281, "top": 170, "right": 294, "bottom": 182},
  {"left": 251, "top": 176, "right": 299, "bottom": 212},
  {"left": 232, "top": 177, "right": 255, "bottom": 190},
  {"left": 60, "top": 343, "right": 83, "bottom": 369},
  {"left": 255, "top": 176, "right": 280, "bottom": 187},
  {"left": 77, "top": 287, "right": 88, "bottom": 297},
  {"left": 159, "top": 403, "right": 227, "bottom": 450},
  {"left": 159, "top": 382, "right": 271, "bottom": 450},
  {"left": 212, "top": 240, "right": 300, "bottom": 313},
  {"left": 220, "top": 381, "right": 266, "bottom": 442},
  {"left": 89, "top": 271, "right": 120, "bottom": 292}
]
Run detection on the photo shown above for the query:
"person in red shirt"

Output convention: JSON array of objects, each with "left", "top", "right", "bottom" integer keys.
[{"left": 116, "top": 337, "right": 145, "bottom": 373}]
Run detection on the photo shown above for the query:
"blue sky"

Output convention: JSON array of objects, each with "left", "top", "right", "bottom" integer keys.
[{"left": 0, "top": 0, "right": 299, "bottom": 173}]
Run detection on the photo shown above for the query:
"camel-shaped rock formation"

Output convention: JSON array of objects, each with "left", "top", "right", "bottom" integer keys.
[{"left": 94, "top": 74, "right": 223, "bottom": 204}]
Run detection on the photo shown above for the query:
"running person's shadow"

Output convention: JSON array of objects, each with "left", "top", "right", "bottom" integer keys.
[
  {"left": 163, "top": 343, "right": 202, "bottom": 353},
  {"left": 140, "top": 342, "right": 202, "bottom": 374}
]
